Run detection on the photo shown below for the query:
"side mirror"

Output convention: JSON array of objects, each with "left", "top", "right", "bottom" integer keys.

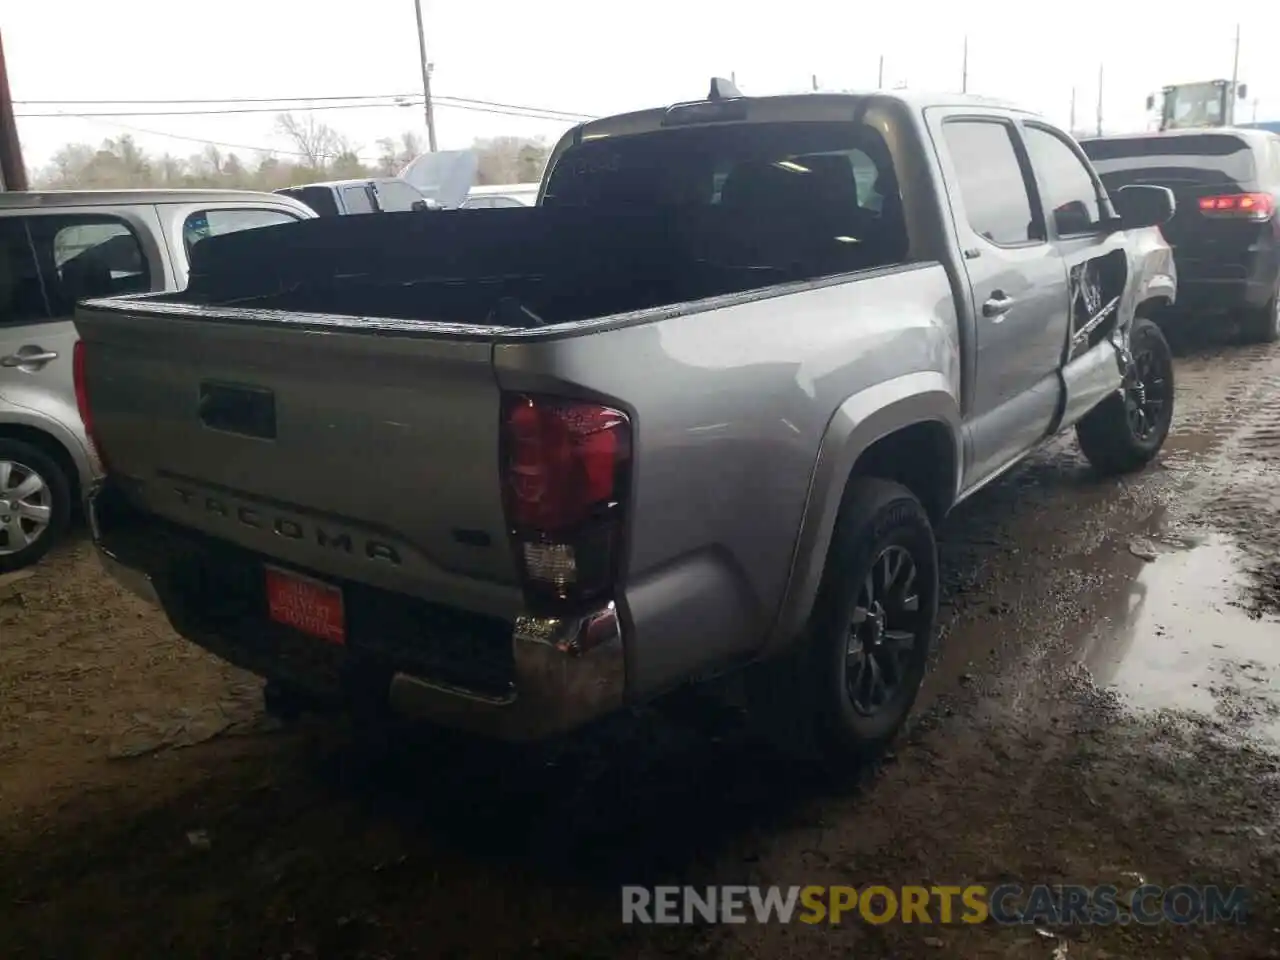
[
  {"left": 1145, "top": 94, "right": 1155, "bottom": 111},
  {"left": 1112, "top": 184, "right": 1176, "bottom": 230},
  {"left": 1238, "top": 83, "right": 1249, "bottom": 100},
  {"left": 1053, "top": 200, "right": 1093, "bottom": 235},
  {"left": 411, "top": 199, "right": 428, "bottom": 211}
]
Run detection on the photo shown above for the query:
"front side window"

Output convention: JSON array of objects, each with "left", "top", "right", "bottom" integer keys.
[
  {"left": 1023, "top": 125, "right": 1104, "bottom": 235},
  {"left": 942, "top": 119, "right": 1038, "bottom": 246},
  {"left": 184, "top": 208, "right": 300, "bottom": 257}
]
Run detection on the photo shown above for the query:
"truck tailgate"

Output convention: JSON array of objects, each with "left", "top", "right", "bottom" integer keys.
[{"left": 75, "top": 304, "right": 522, "bottom": 619}]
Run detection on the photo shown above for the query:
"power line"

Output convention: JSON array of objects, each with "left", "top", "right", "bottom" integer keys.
[
  {"left": 15, "top": 92, "right": 416, "bottom": 105},
  {"left": 437, "top": 98, "right": 593, "bottom": 121},
  {"left": 70, "top": 114, "right": 382, "bottom": 163},
  {"left": 19, "top": 100, "right": 591, "bottom": 128},
  {"left": 13, "top": 93, "right": 595, "bottom": 121},
  {"left": 18, "top": 92, "right": 597, "bottom": 168}
]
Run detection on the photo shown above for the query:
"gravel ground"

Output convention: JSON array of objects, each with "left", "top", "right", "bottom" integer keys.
[{"left": 2, "top": 330, "right": 1279, "bottom": 959}]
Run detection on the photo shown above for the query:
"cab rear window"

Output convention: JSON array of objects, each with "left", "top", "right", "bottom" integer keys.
[{"left": 541, "top": 121, "right": 909, "bottom": 270}]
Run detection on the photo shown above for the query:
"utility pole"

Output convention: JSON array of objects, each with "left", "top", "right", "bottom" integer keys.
[
  {"left": 961, "top": 36, "right": 968, "bottom": 93},
  {"left": 1096, "top": 64, "right": 1104, "bottom": 136},
  {"left": 878, "top": 55, "right": 885, "bottom": 89},
  {"left": 1229, "top": 22, "right": 1242, "bottom": 125},
  {"left": 1230, "top": 23, "right": 1240, "bottom": 93},
  {"left": 730, "top": 71, "right": 737, "bottom": 86},
  {"left": 412, "top": 0, "right": 438, "bottom": 152},
  {"left": 1069, "top": 87, "right": 1077, "bottom": 135},
  {"left": 812, "top": 74, "right": 819, "bottom": 92}
]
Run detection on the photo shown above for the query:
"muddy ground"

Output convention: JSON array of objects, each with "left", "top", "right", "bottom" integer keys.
[{"left": 2, "top": 329, "right": 1280, "bottom": 959}]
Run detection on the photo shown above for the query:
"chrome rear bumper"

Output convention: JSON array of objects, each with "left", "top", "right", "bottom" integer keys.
[{"left": 387, "top": 606, "right": 624, "bottom": 741}]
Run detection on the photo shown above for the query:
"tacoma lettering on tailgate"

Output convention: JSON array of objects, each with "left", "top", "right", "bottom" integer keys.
[{"left": 172, "top": 486, "right": 402, "bottom": 565}]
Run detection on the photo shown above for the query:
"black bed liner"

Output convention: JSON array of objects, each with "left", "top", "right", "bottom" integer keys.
[{"left": 183, "top": 205, "right": 898, "bottom": 328}]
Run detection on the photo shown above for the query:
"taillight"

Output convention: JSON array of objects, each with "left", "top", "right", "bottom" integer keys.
[
  {"left": 501, "top": 393, "right": 631, "bottom": 609},
  {"left": 1197, "top": 192, "right": 1275, "bottom": 221},
  {"left": 72, "top": 339, "right": 105, "bottom": 468}
]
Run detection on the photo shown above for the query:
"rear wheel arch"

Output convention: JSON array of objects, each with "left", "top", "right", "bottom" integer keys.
[
  {"left": 765, "top": 380, "right": 961, "bottom": 654},
  {"left": 847, "top": 419, "right": 958, "bottom": 526}
]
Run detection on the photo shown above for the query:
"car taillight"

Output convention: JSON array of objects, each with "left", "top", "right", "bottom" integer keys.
[
  {"left": 501, "top": 393, "right": 631, "bottom": 610},
  {"left": 72, "top": 339, "right": 105, "bottom": 468},
  {"left": 1197, "top": 192, "right": 1275, "bottom": 221}
]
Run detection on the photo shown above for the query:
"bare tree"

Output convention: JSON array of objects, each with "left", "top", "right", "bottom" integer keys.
[
  {"left": 376, "top": 131, "right": 427, "bottom": 176},
  {"left": 274, "top": 112, "right": 347, "bottom": 169},
  {"left": 30, "top": 126, "right": 549, "bottom": 193}
]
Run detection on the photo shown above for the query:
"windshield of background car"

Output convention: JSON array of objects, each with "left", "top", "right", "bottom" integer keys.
[{"left": 1161, "top": 82, "right": 1226, "bottom": 129}]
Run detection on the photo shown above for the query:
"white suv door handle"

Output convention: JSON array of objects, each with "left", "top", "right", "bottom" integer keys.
[{"left": 1, "top": 350, "right": 59, "bottom": 367}]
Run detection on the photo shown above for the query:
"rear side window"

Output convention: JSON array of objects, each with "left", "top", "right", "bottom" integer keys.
[
  {"left": 1022, "top": 125, "right": 1103, "bottom": 235},
  {"left": 0, "top": 219, "right": 47, "bottom": 327},
  {"left": 26, "top": 215, "right": 151, "bottom": 315},
  {"left": 341, "top": 185, "right": 375, "bottom": 214},
  {"left": 184, "top": 208, "right": 300, "bottom": 258},
  {"left": 942, "top": 119, "right": 1038, "bottom": 246}
]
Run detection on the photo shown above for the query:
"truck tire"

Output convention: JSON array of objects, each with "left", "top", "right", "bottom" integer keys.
[
  {"left": 1075, "top": 316, "right": 1175, "bottom": 476},
  {"left": 1239, "top": 279, "right": 1280, "bottom": 344},
  {"left": 0, "top": 438, "right": 71, "bottom": 573},
  {"left": 747, "top": 477, "right": 938, "bottom": 770}
]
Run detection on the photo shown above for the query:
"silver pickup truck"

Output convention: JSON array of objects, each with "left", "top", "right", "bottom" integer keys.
[{"left": 74, "top": 85, "right": 1178, "bottom": 765}]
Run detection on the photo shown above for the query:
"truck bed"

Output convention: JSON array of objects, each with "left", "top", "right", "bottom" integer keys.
[{"left": 174, "top": 205, "right": 900, "bottom": 328}]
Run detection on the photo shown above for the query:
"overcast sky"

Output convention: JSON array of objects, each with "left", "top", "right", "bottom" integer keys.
[{"left": 6, "top": 1, "right": 1277, "bottom": 171}]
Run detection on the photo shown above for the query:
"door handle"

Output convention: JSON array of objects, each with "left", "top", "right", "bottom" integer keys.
[
  {"left": 982, "top": 293, "right": 1015, "bottom": 319},
  {"left": 0, "top": 350, "right": 58, "bottom": 367}
]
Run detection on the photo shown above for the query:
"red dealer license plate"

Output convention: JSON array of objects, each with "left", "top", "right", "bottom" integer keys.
[{"left": 264, "top": 565, "right": 346, "bottom": 645}]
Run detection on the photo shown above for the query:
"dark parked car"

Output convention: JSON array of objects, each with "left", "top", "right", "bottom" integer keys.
[{"left": 1081, "top": 128, "right": 1280, "bottom": 342}]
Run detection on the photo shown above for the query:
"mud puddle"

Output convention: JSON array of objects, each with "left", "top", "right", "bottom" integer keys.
[{"left": 1073, "top": 531, "right": 1280, "bottom": 743}]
